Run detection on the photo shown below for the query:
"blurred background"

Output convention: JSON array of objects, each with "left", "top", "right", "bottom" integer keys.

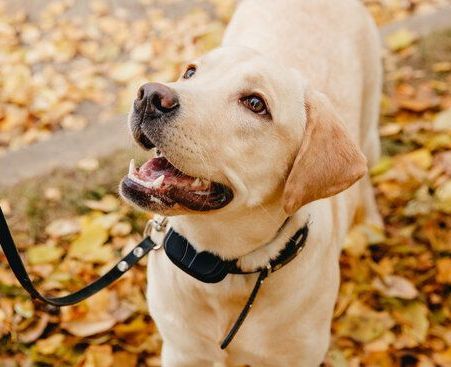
[{"left": 0, "top": 0, "right": 450, "bottom": 366}]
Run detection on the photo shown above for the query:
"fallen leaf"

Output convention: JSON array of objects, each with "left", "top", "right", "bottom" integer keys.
[
  {"left": 18, "top": 313, "right": 49, "bottom": 343},
  {"left": 68, "top": 213, "right": 112, "bottom": 263},
  {"left": 385, "top": 29, "right": 417, "bottom": 51},
  {"left": 401, "top": 148, "right": 433, "bottom": 170},
  {"left": 433, "top": 348, "right": 451, "bottom": 367},
  {"left": 112, "top": 351, "right": 138, "bottom": 367},
  {"left": 434, "top": 181, "right": 451, "bottom": 214},
  {"left": 82, "top": 345, "right": 114, "bottom": 367},
  {"left": 373, "top": 275, "right": 418, "bottom": 299},
  {"left": 84, "top": 195, "right": 120, "bottom": 212},
  {"left": 26, "top": 244, "right": 64, "bottom": 265},
  {"left": 433, "top": 109, "right": 451, "bottom": 131},
  {"left": 335, "top": 302, "right": 394, "bottom": 343},
  {"left": 35, "top": 333, "right": 65, "bottom": 355},
  {"left": 62, "top": 290, "right": 118, "bottom": 337},
  {"left": 45, "top": 218, "right": 81, "bottom": 238},
  {"left": 432, "top": 61, "right": 451, "bottom": 73},
  {"left": 436, "top": 258, "right": 451, "bottom": 284},
  {"left": 393, "top": 302, "right": 429, "bottom": 348},
  {"left": 77, "top": 158, "right": 99, "bottom": 172},
  {"left": 110, "top": 222, "right": 132, "bottom": 237},
  {"left": 324, "top": 348, "right": 348, "bottom": 367},
  {"left": 110, "top": 62, "right": 146, "bottom": 83},
  {"left": 44, "top": 187, "right": 62, "bottom": 201}
]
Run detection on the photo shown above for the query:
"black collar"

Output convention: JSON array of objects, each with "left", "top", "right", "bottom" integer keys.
[
  {"left": 163, "top": 223, "right": 309, "bottom": 283},
  {"left": 161, "top": 221, "right": 309, "bottom": 349}
]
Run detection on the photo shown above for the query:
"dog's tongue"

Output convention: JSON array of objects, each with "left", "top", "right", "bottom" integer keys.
[
  {"left": 133, "top": 156, "right": 210, "bottom": 191},
  {"left": 124, "top": 154, "right": 234, "bottom": 211}
]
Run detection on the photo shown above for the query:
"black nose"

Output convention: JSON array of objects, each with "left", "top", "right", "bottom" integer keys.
[{"left": 135, "top": 82, "right": 179, "bottom": 118}]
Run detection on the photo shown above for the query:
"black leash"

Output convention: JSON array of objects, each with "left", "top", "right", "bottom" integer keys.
[
  {"left": 0, "top": 206, "right": 308, "bottom": 348},
  {"left": 220, "top": 267, "right": 270, "bottom": 349},
  {"left": 0, "top": 207, "right": 156, "bottom": 306}
]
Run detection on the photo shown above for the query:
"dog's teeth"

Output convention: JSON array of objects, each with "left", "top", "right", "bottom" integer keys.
[
  {"left": 191, "top": 178, "right": 202, "bottom": 188},
  {"left": 152, "top": 175, "right": 165, "bottom": 188},
  {"left": 128, "top": 174, "right": 154, "bottom": 189},
  {"left": 129, "top": 159, "right": 136, "bottom": 175},
  {"left": 194, "top": 191, "right": 211, "bottom": 196},
  {"left": 149, "top": 195, "right": 163, "bottom": 205}
]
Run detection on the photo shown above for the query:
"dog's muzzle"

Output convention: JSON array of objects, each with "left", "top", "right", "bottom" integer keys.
[{"left": 132, "top": 82, "right": 179, "bottom": 149}]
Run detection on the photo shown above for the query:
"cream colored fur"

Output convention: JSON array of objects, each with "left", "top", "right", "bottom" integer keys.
[{"left": 141, "top": 0, "right": 382, "bottom": 365}]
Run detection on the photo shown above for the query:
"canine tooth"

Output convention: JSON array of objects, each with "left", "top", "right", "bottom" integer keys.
[
  {"left": 128, "top": 174, "right": 154, "bottom": 189},
  {"left": 129, "top": 159, "right": 136, "bottom": 175},
  {"left": 149, "top": 195, "right": 163, "bottom": 205},
  {"left": 152, "top": 175, "right": 165, "bottom": 188},
  {"left": 192, "top": 178, "right": 202, "bottom": 188}
]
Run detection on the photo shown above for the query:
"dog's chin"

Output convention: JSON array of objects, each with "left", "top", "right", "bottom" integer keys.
[{"left": 119, "top": 150, "right": 234, "bottom": 214}]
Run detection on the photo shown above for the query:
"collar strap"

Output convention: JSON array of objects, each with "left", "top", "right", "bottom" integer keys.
[
  {"left": 162, "top": 222, "right": 309, "bottom": 349},
  {"left": 163, "top": 224, "right": 309, "bottom": 283}
]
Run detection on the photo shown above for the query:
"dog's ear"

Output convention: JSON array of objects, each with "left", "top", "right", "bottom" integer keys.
[{"left": 282, "top": 89, "right": 367, "bottom": 215}]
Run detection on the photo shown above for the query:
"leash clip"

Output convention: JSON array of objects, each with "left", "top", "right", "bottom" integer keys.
[
  {"left": 143, "top": 217, "right": 168, "bottom": 250},
  {"left": 143, "top": 216, "right": 168, "bottom": 236},
  {"left": 152, "top": 216, "right": 168, "bottom": 232}
]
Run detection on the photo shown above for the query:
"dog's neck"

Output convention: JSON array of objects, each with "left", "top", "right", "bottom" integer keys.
[{"left": 167, "top": 200, "right": 312, "bottom": 270}]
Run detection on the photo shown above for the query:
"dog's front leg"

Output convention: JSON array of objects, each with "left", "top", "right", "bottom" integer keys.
[{"left": 161, "top": 343, "right": 220, "bottom": 367}]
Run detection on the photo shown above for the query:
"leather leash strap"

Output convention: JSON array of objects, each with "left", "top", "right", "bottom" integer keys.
[
  {"left": 0, "top": 207, "right": 157, "bottom": 307},
  {"left": 0, "top": 206, "right": 308, "bottom": 349},
  {"left": 220, "top": 266, "right": 270, "bottom": 349}
]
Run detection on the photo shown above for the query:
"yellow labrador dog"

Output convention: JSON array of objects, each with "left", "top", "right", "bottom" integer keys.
[{"left": 120, "top": 0, "right": 382, "bottom": 365}]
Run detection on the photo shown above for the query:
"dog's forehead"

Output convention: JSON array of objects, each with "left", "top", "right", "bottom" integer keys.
[{"left": 199, "top": 46, "right": 274, "bottom": 73}]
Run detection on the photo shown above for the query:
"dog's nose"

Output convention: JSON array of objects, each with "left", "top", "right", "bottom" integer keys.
[{"left": 135, "top": 82, "right": 179, "bottom": 117}]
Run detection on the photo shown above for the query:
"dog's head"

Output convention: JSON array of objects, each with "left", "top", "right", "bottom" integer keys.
[{"left": 120, "top": 47, "right": 367, "bottom": 215}]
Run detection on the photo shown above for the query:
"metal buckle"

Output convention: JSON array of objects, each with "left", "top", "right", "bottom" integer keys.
[{"left": 143, "top": 217, "right": 168, "bottom": 250}]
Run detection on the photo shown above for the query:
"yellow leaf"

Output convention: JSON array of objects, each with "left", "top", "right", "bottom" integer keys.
[
  {"left": 83, "top": 345, "right": 114, "bottom": 367},
  {"left": 385, "top": 29, "right": 417, "bottom": 51},
  {"left": 370, "top": 156, "right": 393, "bottom": 176},
  {"left": 394, "top": 302, "right": 429, "bottom": 347},
  {"left": 27, "top": 244, "right": 64, "bottom": 265},
  {"left": 336, "top": 302, "right": 394, "bottom": 343},
  {"left": 112, "top": 351, "right": 138, "bottom": 367},
  {"left": 401, "top": 148, "right": 433, "bottom": 170},
  {"left": 433, "top": 348, "right": 451, "bottom": 367},
  {"left": 435, "top": 181, "right": 451, "bottom": 214},
  {"left": 69, "top": 213, "right": 111, "bottom": 263},
  {"left": 436, "top": 258, "right": 451, "bottom": 284},
  {"left": 35, "top": 334, "right": 65, "bottom": 355}
]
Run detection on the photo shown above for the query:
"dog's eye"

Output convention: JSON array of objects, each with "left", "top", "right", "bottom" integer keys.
[
  {"left": 241, "top": 95, "right": 268, "bottom": 115},
  {"left": 183, "top": 66, "right": 196, "bottom": 79}
]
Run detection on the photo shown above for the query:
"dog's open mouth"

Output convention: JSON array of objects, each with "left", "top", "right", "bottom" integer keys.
[{"left": 120, "top": 150, "right": 233, "bottom": 212}]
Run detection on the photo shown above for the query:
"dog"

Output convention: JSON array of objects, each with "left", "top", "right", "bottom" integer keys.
[{"left": 120, "top": 0, "right": 382, "bottom": 365}]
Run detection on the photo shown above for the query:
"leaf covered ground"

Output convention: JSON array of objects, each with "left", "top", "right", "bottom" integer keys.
[
  {"left": 0, "top": 1, "right": 451, "bottom": 366},
  {"left": 0, "top": 0, "right": 450, "bottom": 153}
]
